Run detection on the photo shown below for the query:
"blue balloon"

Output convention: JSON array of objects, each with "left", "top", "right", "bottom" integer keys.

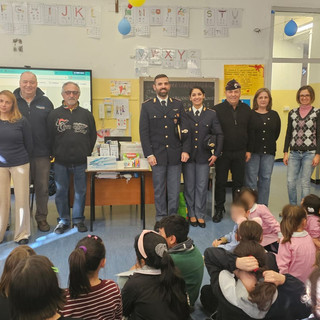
[
  {"left": 118, "top": 17, "right": 131, "bottom": 35},
  {"left": 284, "top": 20, "right": 298, "bottom": 36}
]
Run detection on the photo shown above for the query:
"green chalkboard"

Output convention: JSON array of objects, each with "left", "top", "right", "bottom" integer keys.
[{"left": 140, "top": 77, "right": 219, "bottom": 109}]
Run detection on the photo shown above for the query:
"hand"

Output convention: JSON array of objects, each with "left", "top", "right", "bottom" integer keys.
[
  {"left": 181, "top": 152, "right": 189, "bottom": 163},
  {"left": 236, "top": 256, "right": 259, "bottom": 272},
  {"left": 263, "top": 270, "right": 286, "bottom": 286},
  {"left": 283, "top": 152, "right": 289, "bottom": 166},
  {"left": 312, "top": 154, "right": 320, "bottom": 167},
  {"left": 147, "top": 155, "right": 157, "bottom": 167},
  {"left": 245, "top": 152, "right": 251, "bottom": 162},
  {"left": 208, "top": 155, "right": 217, "bottom": 166},
  {"left": 212, "top": 239, "right": 223, "bottom": 247}
]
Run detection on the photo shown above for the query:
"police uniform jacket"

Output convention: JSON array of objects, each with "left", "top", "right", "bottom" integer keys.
[
  {"left": 139, "top": 97, "right": 191, "bottom": 166},
  {"left": 185, "top": 107, "right": 224, "bottom": 164}
]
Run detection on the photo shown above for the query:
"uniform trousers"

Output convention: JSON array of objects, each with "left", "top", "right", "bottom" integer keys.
[
  {"left": 183, "top": 162, "right": 210, "bottom": 220},
  {"left": 152, "top": 164, "right": 181, "bottom": 220},
  {"left": 0, "top": 163, "right": 31, "bottom": 243},
  {"left": 215, "top": 150, "right": 246, "bottom": 210}
]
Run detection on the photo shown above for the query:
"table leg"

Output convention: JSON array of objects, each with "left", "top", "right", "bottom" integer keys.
[
  {"left": 90, "top": 172, "right": 96, "bottom": 232},
  {"left": 140, "top": 172, "right": 146, "bottom": 229}
]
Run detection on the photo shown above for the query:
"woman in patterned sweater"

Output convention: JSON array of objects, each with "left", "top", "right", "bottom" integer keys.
[{"left": 283, "top": 85, "right": 320, "bottom": 205}]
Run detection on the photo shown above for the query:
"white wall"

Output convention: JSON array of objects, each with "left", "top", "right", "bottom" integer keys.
[{"left": 1, "top": 0, "right": 320, "bottom": 80}]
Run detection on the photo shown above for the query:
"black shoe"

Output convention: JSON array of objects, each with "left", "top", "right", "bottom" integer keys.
[
  {"left": 37, "top": 220, "right": 50, "bottom": 232},
  {"left": 198, "top": 220, "right": 206, "bottom": 228},
  {"left": 18, "top": 239, "right": 29, "bottom": 245},
  {"left": 73, "top": 222, "right": 88, "bottom": 233},
  {"left": 54, "top": 222, "right": 69, "bottom": 234},
  {"left": 189, "top": 219, "right": 198, "bottom": 227},
  {"left": 212, "top": 210, "right": 224, "bottom": 223}
]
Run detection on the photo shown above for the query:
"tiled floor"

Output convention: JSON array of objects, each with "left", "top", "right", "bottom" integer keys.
[{"left": 1, "top": 162, "right": 319, "bottom": 319}]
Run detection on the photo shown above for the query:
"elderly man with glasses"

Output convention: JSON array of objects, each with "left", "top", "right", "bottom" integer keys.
[{"left": 48, "top": 82, "right": 96, "bottom": 234}]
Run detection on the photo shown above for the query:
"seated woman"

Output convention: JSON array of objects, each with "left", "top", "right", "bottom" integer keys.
[
  {"left": 122, "top": 230, "right": 190, "bottom": 320},
  {"left": 204, "top": 240, "right": 311, "bottom": 320},
  {"left": 0, "top": 246, "right": 36, "bottom": 320},
  {"left": 9, "top": 255, "right": 81, "bottom": 320},
  {"left": 60, "top": 235, "right": 122, "bottom": 320}
]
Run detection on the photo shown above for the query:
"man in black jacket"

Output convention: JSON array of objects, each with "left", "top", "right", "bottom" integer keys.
[
  {"left": 139, "top": 74, "right": 190, "bottom": 221},
  {"left": 212, "top": 80, "right": 252, "bottom": 223},
  {"left": 14, "top": 72, "right": 54, "bottom": 232},
  {"left": 48, "top": 82, "right": 96, "bottom": 234}
]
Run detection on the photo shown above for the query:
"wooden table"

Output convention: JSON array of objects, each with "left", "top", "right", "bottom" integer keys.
[{"left": 85, "top": 167, "right": 152, "bottom": 231}]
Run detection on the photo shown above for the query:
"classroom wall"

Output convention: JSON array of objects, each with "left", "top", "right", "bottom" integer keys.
[{"left": 2, "top": 0, "right": 320, "bottom": 150}]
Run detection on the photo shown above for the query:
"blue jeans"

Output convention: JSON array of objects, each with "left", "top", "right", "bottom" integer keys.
[
  {"left": 54, "top": 163, "right": 87, "bottom": 225},
  {"left": 245, "top": 153, "right": 275, "bottom": 206},
  {"left": 287, "top": 151, "right": 315, "bottom": 205}
]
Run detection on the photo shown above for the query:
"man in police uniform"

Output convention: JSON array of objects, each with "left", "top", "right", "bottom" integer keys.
[
  {"left": 139, "top": 74, "right": 191, "bottom": 221},
  {"left": 212, "top": 79, "right": 252, "bottom": 223}
]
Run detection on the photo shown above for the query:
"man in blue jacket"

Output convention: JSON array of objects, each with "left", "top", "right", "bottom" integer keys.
[{"left": 14, "top": 72, "right": 54, "bottom": 232}]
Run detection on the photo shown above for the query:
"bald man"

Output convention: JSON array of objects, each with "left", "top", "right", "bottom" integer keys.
[{"left": 14, "top": 72, "right": 54, "bottom": 232}]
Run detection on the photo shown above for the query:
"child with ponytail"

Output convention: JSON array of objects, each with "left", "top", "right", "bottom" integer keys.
[
  {"left": 277, "top": 205, "right": 316, "bottom": 283},
  {"left": 122, "top": 230, "right": 190, "bottom": 320},
  {"left": 60, "top": 235, "right": 122, "bottom": 320},
  {"left": 301, "top": 194, "right": 320, "bottom": 249}
]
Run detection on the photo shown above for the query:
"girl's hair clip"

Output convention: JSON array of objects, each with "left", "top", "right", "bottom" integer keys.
[
  {"left": 87, "top": 235, "right": 98, "bottom": 240},
  {"left": 79, "top": 246, "right": 87, "bottom": 253},
  {"left": 51, "top": 266, "right": 59, "bottom": 273},
  {"left": 307, "top": 207, "right": 315, "bottom": 213}
]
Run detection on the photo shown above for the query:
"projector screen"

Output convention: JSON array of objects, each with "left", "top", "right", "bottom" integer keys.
[{"left": 0, "top": 67, "right": 92, "bottom": 111}]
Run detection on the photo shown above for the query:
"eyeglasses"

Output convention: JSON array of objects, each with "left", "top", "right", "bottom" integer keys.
[
  {"left": 64, "top": 91, "right": 80, "bottom": 96},
  {"left": 300, "top": 94, "right": 310, "bottom": 98}
]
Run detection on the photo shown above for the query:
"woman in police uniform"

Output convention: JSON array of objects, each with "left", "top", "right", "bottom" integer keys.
[{"left": 183, "top": 87, "right": 223, "bottom": 228}]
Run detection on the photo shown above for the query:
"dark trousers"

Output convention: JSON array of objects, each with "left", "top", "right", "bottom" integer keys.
[
  {"left": 215, "top": 150, "right": 246, "bottom": 210},
  {"left": 30, "top": 156, "right": 51, "bottom": 222}
]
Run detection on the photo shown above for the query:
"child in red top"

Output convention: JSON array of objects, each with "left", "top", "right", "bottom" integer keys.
[
  {"left": 301, "top": 194, "right": 320, "bottom": 249},
  {"left": 60, "top": 235, "right": 122, "bottom": 320}
]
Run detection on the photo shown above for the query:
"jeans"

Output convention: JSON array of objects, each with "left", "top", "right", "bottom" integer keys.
[
  {"left": 287, "top": 151, "right": 315, "bottom": 205},
  {"left": 54, "top": 163, "right": 87, "bottom": 225},
  {"left": 152, "top": 164, "right": 181, "bottom": 220},
  {"left": 245, "top": 153, "right": 275, "bottom": 206},
  {"left": 183, "top": 162, "right": 210, "bottom": 220}
]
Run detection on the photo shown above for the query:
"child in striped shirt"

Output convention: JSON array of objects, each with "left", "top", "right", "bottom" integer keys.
[{"left": 60, "top": 235, "right": 122, "bottom": 320}]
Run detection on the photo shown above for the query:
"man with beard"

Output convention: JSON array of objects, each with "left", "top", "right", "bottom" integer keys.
[{"left": 139, "top": 74, "right": 191, "bottom": 221}]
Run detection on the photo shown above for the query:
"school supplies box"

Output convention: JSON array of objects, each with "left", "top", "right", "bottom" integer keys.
[
  {"left": 87, "top": 156, "right": 117, "bottom": 170},
  {"left": 123, "top": 153, "right": 140, "bottom": 168}
]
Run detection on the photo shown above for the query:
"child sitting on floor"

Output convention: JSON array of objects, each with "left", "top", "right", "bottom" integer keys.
[
  {"left": 301, "top": 194, "right": 320, "bottom": 250},
  {"left": 212, "top": 199, "right": 249, "bottom": 251},
  {"left": 60, "top": 235, "right": 122, "bottom": 320},
  {"left": 239, "top": 187, "right": 280, "bottom": 252},
  {"left": 277, "top": 205, "right": 316, "bottom": 283}
]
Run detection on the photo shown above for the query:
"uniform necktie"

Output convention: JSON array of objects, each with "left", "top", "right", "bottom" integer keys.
[
  {"left": 195, "top": 110, "right": 200, "bottom": 117},
  {"left": 161, "top": 100, "right": 166, "bottom": 107}
]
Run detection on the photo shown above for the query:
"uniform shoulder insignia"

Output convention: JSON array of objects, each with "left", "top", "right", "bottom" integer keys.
[
  {"left": 208, "top": 108, "right": 216, "bottom": 112},
  {"left": 142, "top": 98, "right": 153, "bottom": 103},
  {"left": 188, "top": 107, "right": 192, "bottom": 112},
  {"left": 172, "top": 97, "right": 181, "bottom": 101}
]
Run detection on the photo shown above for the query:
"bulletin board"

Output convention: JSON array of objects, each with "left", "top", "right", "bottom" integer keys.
[
  {"left": 140, "top": 77, "right": 219, "bottom": 109},
  {"left": 224, "top": 64, "right": 265, "bottom": 96}
]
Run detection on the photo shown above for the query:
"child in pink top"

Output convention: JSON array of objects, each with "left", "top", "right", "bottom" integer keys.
[
  {"left": 277, "top": 205, "right": 316, "bottom": 283},
  {"left": 301, "top": 194, "right": 320, "bottom": 249},
  {"left": 239, "top": 187, "right": 280, "bottom": 252}
]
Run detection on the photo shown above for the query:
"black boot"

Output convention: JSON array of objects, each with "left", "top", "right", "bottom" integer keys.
[{"left": 212, "top": 208, "right": 225, "bottom": 223}]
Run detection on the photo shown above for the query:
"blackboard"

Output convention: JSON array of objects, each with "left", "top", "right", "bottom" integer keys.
[{"left": 140, "top": 77, "right": 219, "bottom": 109}]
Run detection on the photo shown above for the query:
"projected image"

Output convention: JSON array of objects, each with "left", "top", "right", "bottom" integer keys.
[{"left": 0, "top": 67, "right": 92, "bottom": 111}]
